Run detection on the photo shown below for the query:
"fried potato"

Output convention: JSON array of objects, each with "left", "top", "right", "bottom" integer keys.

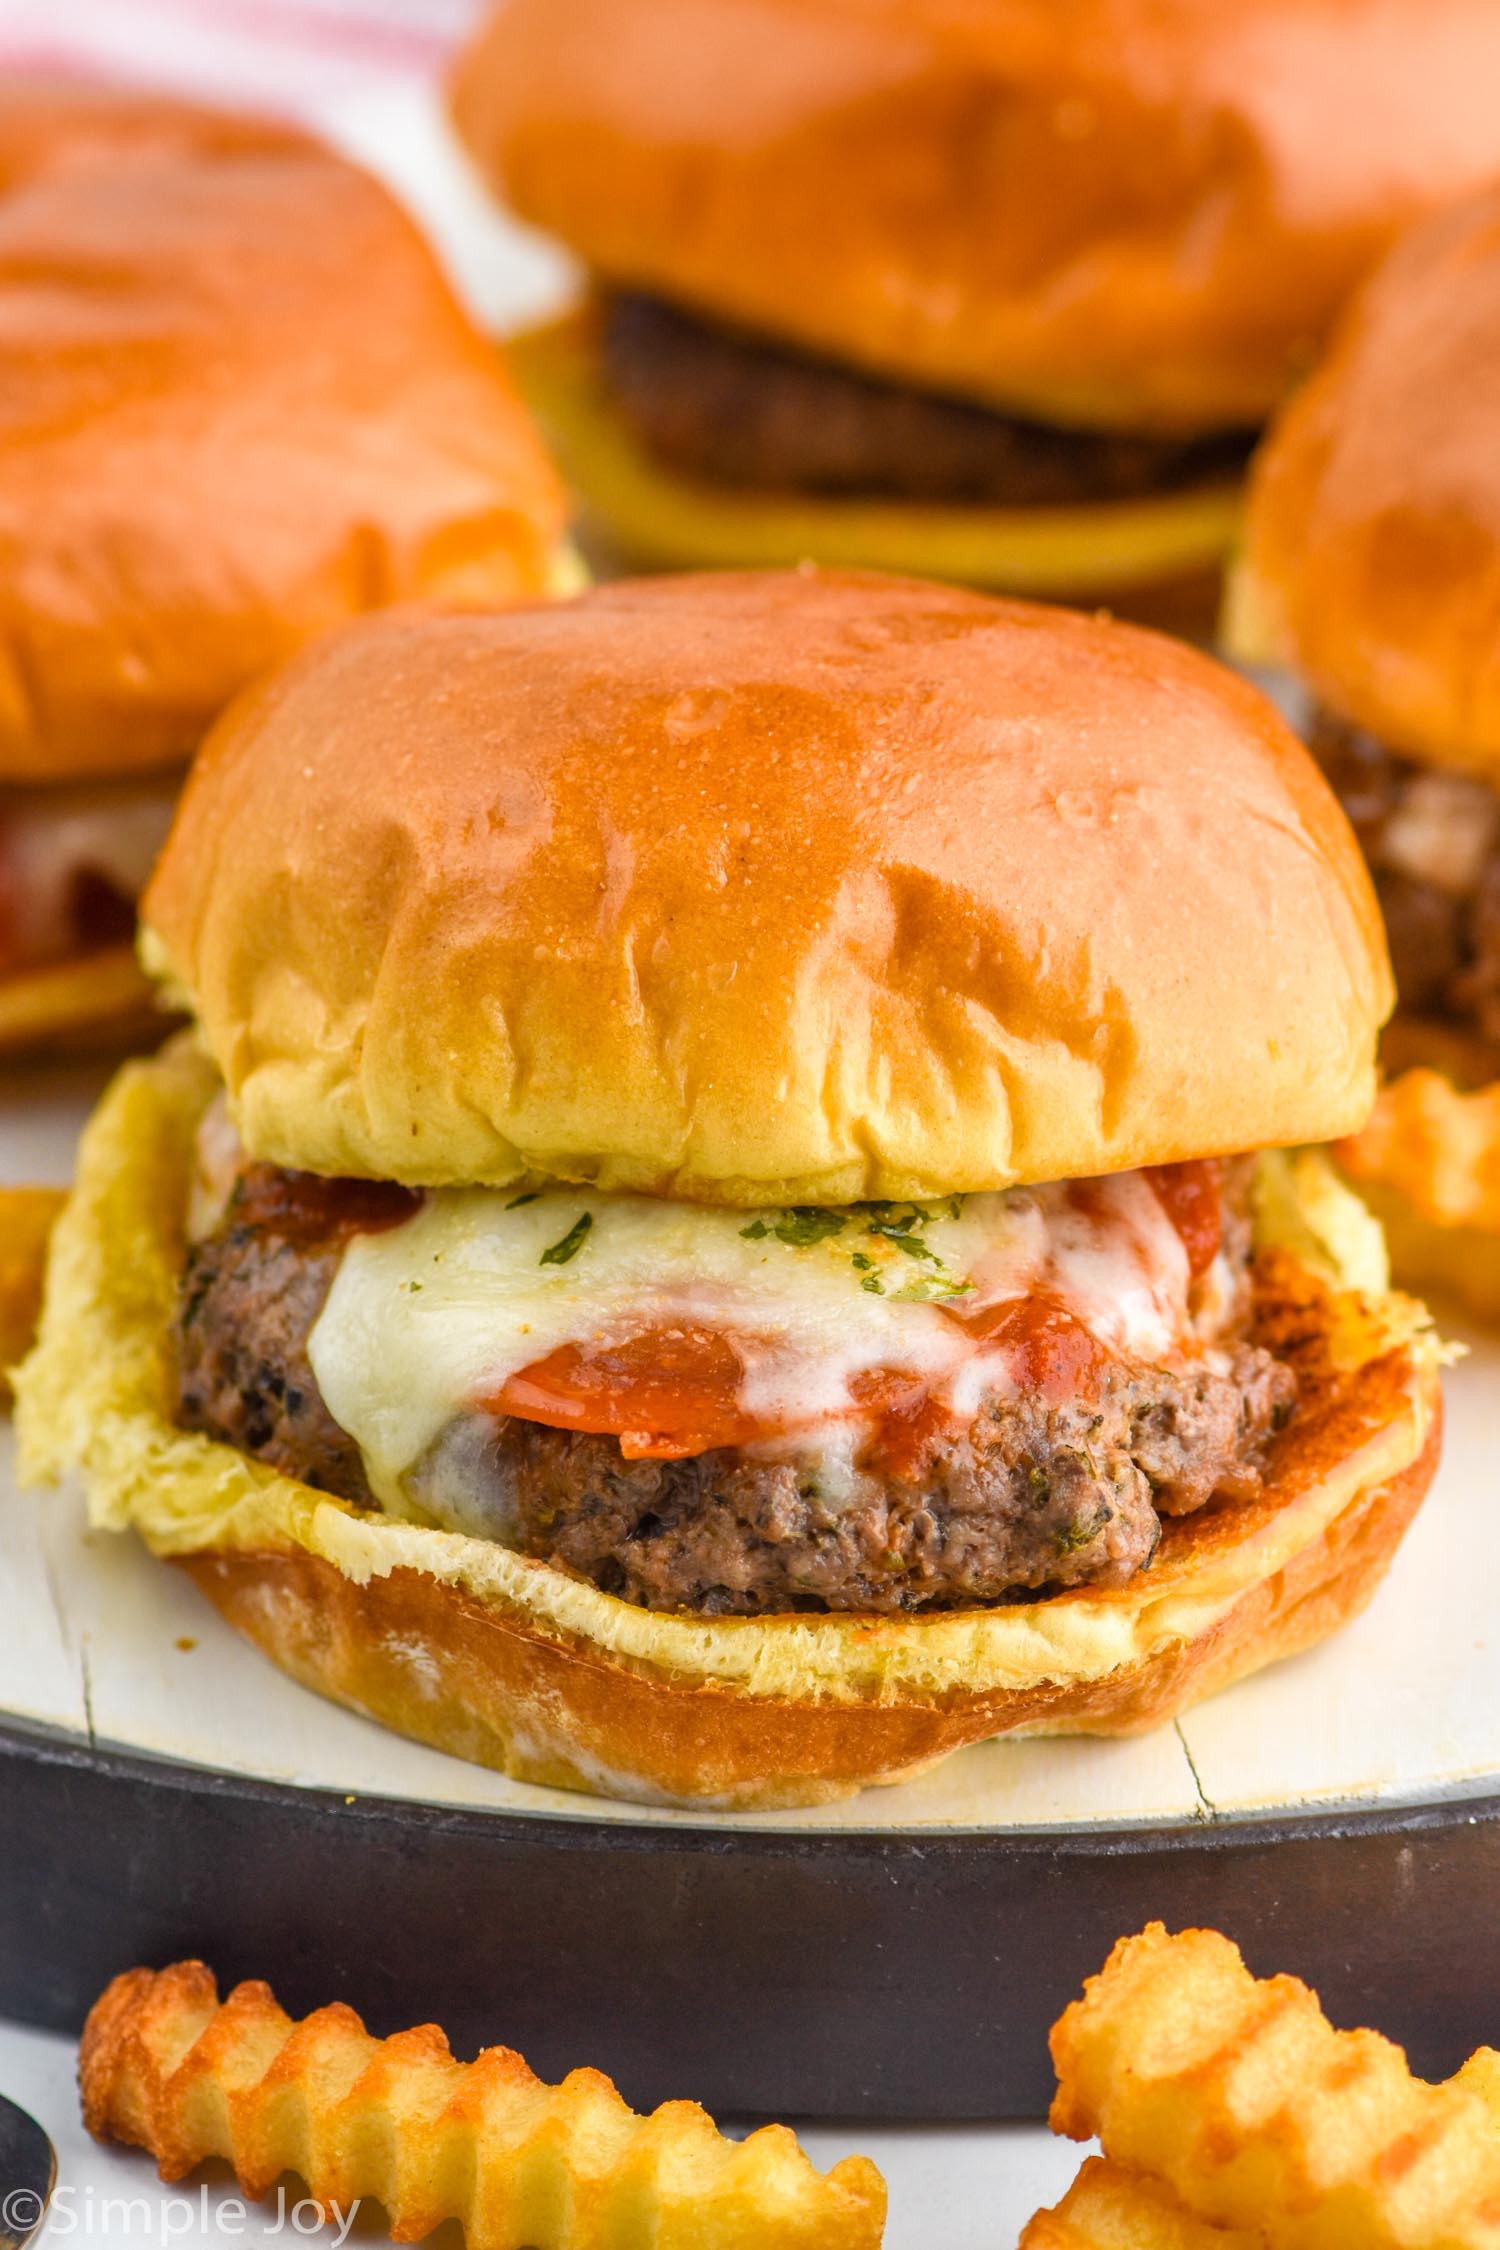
[
  {"left": 1050, "top": 1924, "right": 1500, "bottom": 2249},
  {"left": 80, "top": 1962, "right": 885, "bottom": 2250},
  {"left": 1455, "top": 2051, "right": 1500, "bottom": 2128},
  {"left": 1020, "top": 2157, "right": 1265, "bottom": 2247},
  {"left": 0, "top": 943, "right": 165, "bottom": 1059},
  {"left": 0, "top": 1187, "right": 65, "bottom": 1396},
  {"left": 1339, "top": 1068, "right": 1500, "bottom": 1233}
]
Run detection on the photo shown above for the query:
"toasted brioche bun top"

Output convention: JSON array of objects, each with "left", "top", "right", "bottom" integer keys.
[
  {"left": 142, "top": 570, "right": 1390, "bottom": 1203},
  {"left": 0, "top": 82, "right": 565, "bottom": 784},
  {"left": 452, "top": 0, "right": 1500, "bottom": 436},
  {"left": 1233, "top": 181, "right": 1500, "bottom": 787}
]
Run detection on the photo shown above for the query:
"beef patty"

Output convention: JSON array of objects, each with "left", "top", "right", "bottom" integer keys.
[
  {"left": 599, "top": 292, "right": 1257, "bottom": 509},
  {"left": 1310, "top": 710, "right": 1500, "bottom": 1064},
  {"left": 173, "top": 1163, "right": 1297, "bottom": 1618}
]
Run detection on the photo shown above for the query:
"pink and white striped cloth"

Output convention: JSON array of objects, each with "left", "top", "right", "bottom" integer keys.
[{"left": 0, "top": 0, "right": 486, "bottom": 117}]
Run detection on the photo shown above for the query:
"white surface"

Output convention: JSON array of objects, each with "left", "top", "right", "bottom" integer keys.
[{"left": 0, "top": 2016, "right": 1080, "bottom": 2249}]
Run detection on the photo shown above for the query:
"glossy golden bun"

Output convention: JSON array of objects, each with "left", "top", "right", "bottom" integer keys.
[
  {"left": 452, "top": 0, "right": 1500, "bottom": 435},
  {"left": 143, "top": 571, "right": 1391, "bottom": 1203},
  {"left": 1231, "top": 180, "right": 1500, "bottom": 787},
  {"left": 0, "top": 81, "right": 564, "bottom": 784},
  {"left": 15, "top": 1042, "right": 1441, "bottom": 1809}
]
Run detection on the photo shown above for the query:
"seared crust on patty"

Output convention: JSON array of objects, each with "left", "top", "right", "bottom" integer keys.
[
  {"left": 172, "top": 1163, "right": 1295, "bottom": 1617},
  {"left": 600, "top": 294, "right": 1257, "bottom": 509},
  {"left": 488, "top": 1340, "right": 1292, "bottom": 1614}
]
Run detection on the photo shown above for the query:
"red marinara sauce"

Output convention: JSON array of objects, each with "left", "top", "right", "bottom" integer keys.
[
  {"left": 228, "top": 1163, "right": 422, "bottom": 1251},
  {"left": 1144, "top": 1157, "right": 1223, "bottom": 1279}
]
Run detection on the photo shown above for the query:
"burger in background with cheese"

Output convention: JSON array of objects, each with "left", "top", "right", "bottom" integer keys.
[
  {"left": 0, "top": 82, "right": 566, "bottom": 1057},
  {"left": 18, "top": 571, "right": 1441, "bottom": 1808},
  {"left": 451, "top": 0, "right": 1500, "bottom": 624},
  {"left": 1226, "top": 179, "right": 1500, "bottom": 1323}
]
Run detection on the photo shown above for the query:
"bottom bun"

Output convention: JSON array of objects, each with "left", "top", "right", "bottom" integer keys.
[
  {"left": 510, "top": 313, "right": 1242, "bottom": 622},
  {"left": 0, "top": 943, "right": 167, "bottom": 1059},
  {"left": 1339, "top": 1059, "right": 1500, "bottom": 1327},
  {"left": 17, "top": 1041, "right": 1442, "bottom": 1810}
]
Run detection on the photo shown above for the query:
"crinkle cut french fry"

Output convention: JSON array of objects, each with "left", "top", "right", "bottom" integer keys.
[
  {"left": 0, "top": 1187, "right": 64, "bottom": 1393},
  {"left": 1340, "top": 1069, "right": 1500, "bottom": 1231},
  {"left": 1455, "top": 2052, "right": 1500, "bottom": 2130},
  {"left": 1049, "top": 1925, "right": 1500, "bottom": 2250},
  {"left": 1020, "top": 2157, "right": 1266, "bottom": 2247},
  {"left": 80, "top": 1963, "right": 886, "bottom": 2250}
]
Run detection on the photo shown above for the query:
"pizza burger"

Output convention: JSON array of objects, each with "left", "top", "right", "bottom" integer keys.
[
  {"left": 452, "top": 0, "right": 1500, "bottom": 617},
  {"left": 17, "top": 571, "right": 1441, "bottom": 1807},
  {"left": 0, "top": 82, "right": 565, "bottom": 1056},
  {"left": 1228, "top": 178, "right": 1500, "bottom": 1320}
]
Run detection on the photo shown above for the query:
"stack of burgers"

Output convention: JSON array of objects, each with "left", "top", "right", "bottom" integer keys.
[{"left": 12, "top": 0, "right": 1500, "bottom": 1815}]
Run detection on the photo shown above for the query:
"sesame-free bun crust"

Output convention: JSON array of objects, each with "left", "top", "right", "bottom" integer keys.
[
  {"left": 1231, "top": 181, "right": 1500, "bottom": 785},
  {"left": 0, "top": 82, "right": 564, "bottom": 783},
  {"left": 509, "top": 311, "right": 1244, "bottom": 613},
  {"left": 142, "top": 571, "right": 1391, "bottom": 1203},
  {"left": 452, "top": 0, "right": 1500, "bottom": 436},
  {"left": 15, "top": 1041, "right": 1442, "bottom": 1809}
]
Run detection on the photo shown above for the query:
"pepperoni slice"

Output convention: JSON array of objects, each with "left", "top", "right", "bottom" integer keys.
[{"left": 490, "top": 1324, "right": 759, "bottom": 1459}]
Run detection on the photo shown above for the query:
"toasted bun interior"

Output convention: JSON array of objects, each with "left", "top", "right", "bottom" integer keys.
[
  {"left": 1231, "top": 180, "right": 1500, "bottom": 786},
  {"left": 0, "top": 82, "right": 564, "bottom": 783},
  {"left": 453, "top": 0, "right": 1500, "bottom": 434},
  {"left": 142, "top": 572, "right": 1391, "bottom": 1203},
  {"left": 13, "top": 1040, "right": 1440, "bottom": 1809}
]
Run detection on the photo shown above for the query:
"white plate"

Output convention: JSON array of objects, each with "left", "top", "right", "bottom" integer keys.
[{"left": 2, "top": 1067, "right": 1495, "bottom": 1838}]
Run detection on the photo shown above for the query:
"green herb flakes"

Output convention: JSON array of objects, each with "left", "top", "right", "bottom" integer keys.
[
  {"left": 539, "top": 1213, "right": 593, "bottom": 1266},
  {"left": 741, "top": 1208, "right": 846, "bottom": 1248}
]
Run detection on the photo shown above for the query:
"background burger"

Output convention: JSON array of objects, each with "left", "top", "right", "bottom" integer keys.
[
  {"left": 1227, "top": 179, "right": 1500, "bottom": 1322},
  {"left": 18, "top": 570, "right": 1440, "bottom": 1809},
  {"left": 451, "top": 0, "right": 1500, "bottom": 623},
  {"left": 0, "top": 81, "right": 567, "bottom": 1057}
]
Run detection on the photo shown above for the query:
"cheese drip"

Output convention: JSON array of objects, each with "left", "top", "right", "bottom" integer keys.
[{"left": 308, "top": 1174, "right": 1204, "bottom": 1515}]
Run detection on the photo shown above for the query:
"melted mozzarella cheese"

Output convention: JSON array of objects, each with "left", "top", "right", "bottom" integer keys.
[
  {"left": 1, "top": 776, "right": 178, "bottom": 970},
  {"left": 308, "top": 1175, "right": 1193, "bottom": 1514}
]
